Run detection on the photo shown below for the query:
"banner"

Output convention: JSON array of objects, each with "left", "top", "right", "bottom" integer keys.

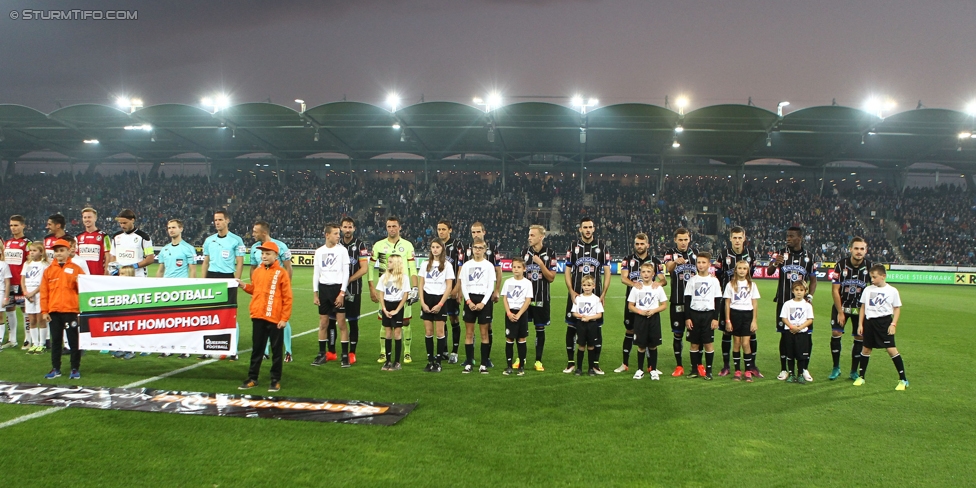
[
  {"left": 78, "top": 275, "right": 239, "bottom": 355},
  {"left": 0, "top": 381, "right": 416, "bottom": 425},
  {"left": 884, "top": 270, "right": 971, "bottom": 285}
]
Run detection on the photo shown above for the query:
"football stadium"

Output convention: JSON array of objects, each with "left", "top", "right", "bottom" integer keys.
[{"left": 2, "top": 3, "right": 976, "bottom": 487}]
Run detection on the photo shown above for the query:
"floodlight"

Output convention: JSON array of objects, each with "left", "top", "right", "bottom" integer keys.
[
  {"left": 386, "top": 93, "right": 400, "bottom": 112},
  {"left": 966, "top": 101, "right": 976, "bottom": 117},
  {"left": 392, "top": 122, "right": 401, "bottom": 130},
  {"left": 674, "top": 125, "right": 684, "bottom": 133},
  {"left": 671, "top": 138, "right": 680, "bottom": 148},
  {"left": 83, "top": 139, "right": 99, "bottom": 144},
  {"left": 777, "top": 101, "right": 790, "bottom": 117},
  {"left": 959, "top": 132, "right": 972, "bottom": 139},
  {"left": 486, "top": 92, "right": 502, "bottom": 108},
  {"left": 571, "top": 95, "right": 584, "bottom": 107}
]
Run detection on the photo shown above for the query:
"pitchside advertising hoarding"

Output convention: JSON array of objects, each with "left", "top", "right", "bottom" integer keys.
[
  {"left": 78, "top": 275, "right": 239, "bottom": 355},
  {"left": 232, "top": 249, "right": 975, "bottom": 286}
]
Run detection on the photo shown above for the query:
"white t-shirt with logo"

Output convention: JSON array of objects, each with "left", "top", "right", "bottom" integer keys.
[
  {"left": 571, "top": 293, "right": 605, "bottom": 317},
  {"left": 627, "top": 285, "right": 668, "bottom": 313},
  {"left": 860, "top": 284, "right": 902, "bottom": 319},
  {"left": 422, "top": 262, "right": 456, "bottom": 296},
  {"left": 685, "top": 274, "right": 722, "bottom": 311},
  {"left": 502, "top": 277, "right": 534, "bottom": 311},
  {"left": 779, "top": 299, "right": 814, "bottom": 333},
  {"left": 723, "top": 280, "right": 761, "bottom": 311},
  {"left": 376, "top": 273, "right": 411, "bottom": 302}
]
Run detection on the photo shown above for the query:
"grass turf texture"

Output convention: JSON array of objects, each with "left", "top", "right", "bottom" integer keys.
[{"left": 0, "top": 266, "right": 973, "bottom": 487}]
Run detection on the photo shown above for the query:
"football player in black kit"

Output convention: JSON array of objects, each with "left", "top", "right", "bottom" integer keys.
[
  {"left": 520, "top": 225, "right": 557, "bottom": 372},
  {"left": 663, "top": 228, "right": 699, "bottom": 377},
  {"left": 562, "top": 218, "right": 610, "bottom": 374},
  {"left": 829, "top": 237, "right": 871, "bottom": 381},
  {"left": 437, "top": 220, "right": 466, "bottom": 364},
  {"left": 715, "top": 226, "right": 761, "bottom": 378},
  {"left": 615, "top": 232, "right": 665, "bottom": 374},
  {"left": 766, "top": 226, "right": 818, "bottom": 382}
]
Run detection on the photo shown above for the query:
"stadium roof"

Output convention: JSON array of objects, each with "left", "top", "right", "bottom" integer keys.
[{"left": 1, "top": 101, "right": 975, "bottom": 170}]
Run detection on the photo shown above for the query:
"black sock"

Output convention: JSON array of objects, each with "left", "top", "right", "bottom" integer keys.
[
  {"left": 589, "top": 349, "right": 597, "bottom": 369},
  {"left": 750, "top": 334, "right": 758, "bottom": 365},
  {"left": 622, "top": 333, "right": 634, "bottom": 366},
  {"left": 465, "top": 343, "right": 474, "bottom": 363},
  {"left": 488, "top": 327, "right": 493, "bottom": 350},
  {"left": 348, "top": 320, "right": 358, "bottom": 353},
  {"left": 535, "top": 328, "right": 546, "bottom": 361},
  {"left": 506, "top": 342, "right": 514, "bottom": 368},
  {"left": 787, "top": 358, "right": 796, "bottom": 375},
  {"left": 394, "top": 339, "right": 403, "bottom": 364},
  {"left": 891, "top": 354, "right": 906, "bottom": 381},
  {"left": 480, "top": 343, "right": 490, "bottom": 366},
  {"left": 451, "top": 321, "right": 461, "bottom": 354},
  {"left": 705, "top": 351, "right": 714, "bottom": 374},
  {"left": 637, "top": 350, "right": 646, "bottom": 371},
  {"left": 859, "top": 353, "right": 870, "bottom": 378},
  {"left": 851, "top": 340, "right": 863, "bottom": 373},
  {"left": 673, "top": 335, "right": 683, "bottom": 367},
  {"left": 830, "top": 336, "right": 842, "bottom": 369},
  {"left": 744, "top": 352, "right": 753, "bottom": 371},
  {"left": 385, "top": 338, "right": 393, "bottom": 363},
  {"left": 576, "top": 349, "right": 584, "bottom": 369},
  {"left": 799, "top": 357, "right": 809, "bottom": 373},
  {"left": 318, "top": 340, "right": 327, "bottom": 355},
  {"left": 721, "top": 333, "right": 732, "bottom": 368},
  {"left": 425, "top": 335, "right": 434, "bottom": 362},
  {"left": 648, "top": 348, "right": 658, "bottom": 371},
  {"left": 517, "top": 342, "right": 526, "bottom": 367},
  {"left": 340, "top": 341, "right": 349, "bottom": 361},
  {"left": 779, "top": 334, "right": 788, "bottom": 371},
  {"left": 733, "top": 351, "right": 741, "bottom": 371},
  {"left": 566, "top": 328, "right": 576, "bottom": 363},
  {"left": 327, "top": 318, "right": 337, "bottom": 353},
  {"left": 691, "top": 350, "right": 702, "bottom": 369},
  {"left": 436, "top": 336, "right": 447, "bottom": 359}
]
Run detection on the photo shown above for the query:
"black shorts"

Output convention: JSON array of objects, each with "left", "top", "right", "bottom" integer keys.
[
  {"left": 527, "top": 304, "right": 550, "bottom": 327},
  {"left": 669, "top": 303, "right": 687, "bottom": 334},
  {"left": 505, "top": 309, "right": 529, "bottom": 340},
  {"left": 463, "top": 295, "right": 493, "bottom": 324},
  {"left": 862, "top": 316, "right": 896, "bottom": 349},
  {"left": 830, "top": 305, "right": 860, "bottom": 335},
  {"left": 784, "top": 332, "right": 812, "bottom": 359},
  {"left": 728, "top": 309, "right": 754, "bottom": 337},
  {"left": 686, "top": 309, "right": 716, "bottom": 345},
  {"left": 207, "top": 272, "right": 238, "bottom": 303},
  {"left": 623, "top": 301, "right": 637, "bottom": 331},
  {"left": 575, "top": 321, "right": 602, "bottom": 347},
  {"left": 381, "top": 300, "right": 405, "bottom": 328},
  {"left": 444, "top": 297, "right": 460, "bottom": 317},
  {"left": 317, "top": 283, "right": 345, "bottom": 316},
  {"left": 421, "top": 293, "right": 447, "bottom": 321},
  {"left": 634, "top": 314, "right": 662, "bottom": 349},
  {"left": 340, "top": 293, "right": 362, "bottom": 320}
]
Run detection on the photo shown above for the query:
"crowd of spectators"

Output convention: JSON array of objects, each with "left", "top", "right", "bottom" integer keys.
[{"left": 0, "top": 171, "right": 971, "bottom": 266}]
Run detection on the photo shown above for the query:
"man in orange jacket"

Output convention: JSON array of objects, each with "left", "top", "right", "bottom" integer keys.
[
  {"left": 41, "top": 239, "right": 87, "bottom": 380},
  {"left": 237, "top": 241, "right": 292, "bottom": 392}
]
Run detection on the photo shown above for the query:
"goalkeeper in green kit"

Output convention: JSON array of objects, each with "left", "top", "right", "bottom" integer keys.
[{"left": 368, "top": 216, "right": 418, "bottom": 363}]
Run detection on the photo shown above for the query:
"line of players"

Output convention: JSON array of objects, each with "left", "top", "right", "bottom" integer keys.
[{"left": 2, "top": 210, "right": 909, "bottom": 388}]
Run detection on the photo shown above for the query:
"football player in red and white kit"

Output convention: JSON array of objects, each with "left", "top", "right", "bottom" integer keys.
[
  {"left": 76, "top": 207, "right": 111, "bottom": 276},
  {"left": 4, "top": 215, "right": 31, "bottom": 349},
  {"left": 43, "top": 214, "right": 68, "bottom": 261}
]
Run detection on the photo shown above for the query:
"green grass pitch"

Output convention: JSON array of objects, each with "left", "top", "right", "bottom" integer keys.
[{"left": 0, "top": 267, "right": 973, "bottom": 487}]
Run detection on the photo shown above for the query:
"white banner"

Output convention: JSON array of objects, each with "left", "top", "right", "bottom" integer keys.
[{"left": 78, "top": 275, "right": 240, "bottom": 355}]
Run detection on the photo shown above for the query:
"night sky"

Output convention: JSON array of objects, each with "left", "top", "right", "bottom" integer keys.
[{"left": 2, "top": 0, "right": 975, "bottom": 114}]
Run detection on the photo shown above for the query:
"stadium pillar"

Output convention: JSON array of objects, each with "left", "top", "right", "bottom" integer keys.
[
  {"left": 819, "top": 165, "right": 827, "bottom": 196},
  {"left": 275, "top": 158, "right": 282, "bottom": 185},
  {"left": 501, "top": 152, "right": 506, "bottom": 191},
  {"left": 658, "top": 157, "right": 664, "bottom": 194},
  {"left": 1, "top": 159, "right": 10, "bottom": 184},
  {"left": 424, "top": 157, "right": 428, "bottom": 184}
]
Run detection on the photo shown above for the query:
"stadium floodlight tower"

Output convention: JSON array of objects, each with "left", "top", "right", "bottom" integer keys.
[
  {"left": 473, "top": 91, "right": 502, "bottom": 113},
  {"left": 201, "top": 95, "right": 230, "bottom": 114},
  {"left": 571, "top": 95, "right": 598, "bottom": 114},
  {"left": 777, "top": 101, "right": 790, "bottom": 117},
  {"left": 116, "top": 97, "right": 143, "bottom": 114},
  {"left": 295, "top": 99, "right": 306, "bottom": 113},
  {"left": 675, "top": 96, "right": 689, "bottom": 115},
  {"left": 864, "top": 96, "right": 896, "bottom": 118},
  {"left": 386, "top": 93, "right": 400, "bottom": 113}
]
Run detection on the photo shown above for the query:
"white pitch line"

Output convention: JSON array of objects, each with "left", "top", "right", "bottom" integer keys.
[{"left": 0, "top": 312, "right": 376, "bottom": 430}]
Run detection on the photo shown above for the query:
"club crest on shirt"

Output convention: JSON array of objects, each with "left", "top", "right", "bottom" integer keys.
[
  {"left": 789, "top": 307, "right": 805, "bottom": 322},
  {"left": 507, "top": 287, "right": 525, "bottom": 299},
  {"left": 638, "top": 294, "right": 655, "bottom": 308},
  {"left": 869, "top": 292, "right": 888, "bottom": 307},
  {"left": 322, "top": 254, "right": 338, "bottom": 268},
  {"left": 385, "top": 284, "right": 401, "bottom": 296},
  {"left": 578, "top": 303, "right": 595, "bottom": 315},
  {"left": 734, "top": 286, "right": 750, "bottom": 301}
]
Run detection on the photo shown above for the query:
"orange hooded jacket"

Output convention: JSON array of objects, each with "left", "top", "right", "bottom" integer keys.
[
  {"left": 40, "top": 260, "right": 86, "bottom": 314},
  {"left": 240, "top": 261, "right": 292, "bottom": 323}
]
